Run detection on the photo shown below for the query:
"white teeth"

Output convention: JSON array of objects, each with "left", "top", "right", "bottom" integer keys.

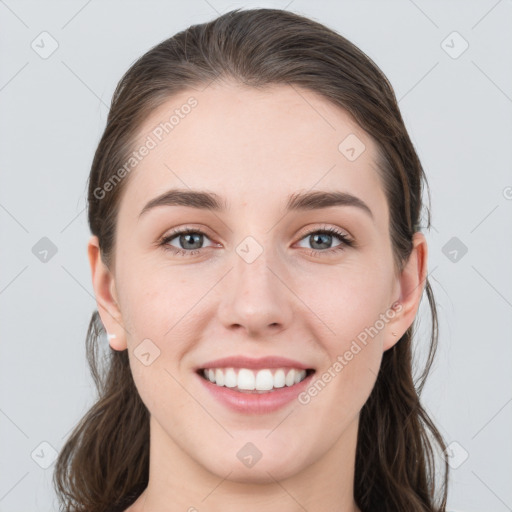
[
  {"left": 224, "top": 368, "right": 237, "bottom": 388},
  {"left": 238, "top": 368, "right": 255, "bottom": 390},
  {"left": 255, "top": 369, "right": 273, "bottom": 390},
  {"left": 201, "top": 367, "right": 309, "bottom": 392},
  {"left": 273, "top": 369, "right": 285, "bottom": 388},
  {"left": 215, "top": 368, "right": 224, "bottom": 386}
]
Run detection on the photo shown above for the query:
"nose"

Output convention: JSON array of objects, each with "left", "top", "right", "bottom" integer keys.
[{"left": 216, "top": 243, "right": 294, "bottom": 338}]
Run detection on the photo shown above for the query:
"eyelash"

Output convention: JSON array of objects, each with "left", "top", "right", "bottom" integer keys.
[{"left": 158, "top": 226, "right": 354, "bottom": 258}]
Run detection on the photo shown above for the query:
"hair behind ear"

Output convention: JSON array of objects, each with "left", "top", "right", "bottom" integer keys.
[{"left": 53, "top": 311, "right": 150, "bottom": 511}]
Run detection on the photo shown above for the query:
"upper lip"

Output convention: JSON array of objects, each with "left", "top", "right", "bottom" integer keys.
[{"left": 197, "top": 356, "right": 314, "bottom": 371}]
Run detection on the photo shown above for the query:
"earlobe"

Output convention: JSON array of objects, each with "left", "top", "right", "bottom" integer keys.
[
  {"left": 87, "top": 235, "right": 128, "bottom": 351},
  {"left": 383, "top": 232, "right": 428, "bottom": 351}
]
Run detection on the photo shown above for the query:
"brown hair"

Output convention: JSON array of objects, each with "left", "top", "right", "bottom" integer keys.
[{"left": 53, "top": 8, "right": 449, "bottom": 511}]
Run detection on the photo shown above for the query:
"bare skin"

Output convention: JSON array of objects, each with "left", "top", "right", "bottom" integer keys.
[{"left": 88, "top": 80, "right": 427, "bottom": 512}]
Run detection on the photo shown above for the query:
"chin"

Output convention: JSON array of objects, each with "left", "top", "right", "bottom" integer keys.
[
  {"left": 217, "top": 462, "right": 302, "bottom": 485},
  {"left": 198, "top": 441, "right": 309, "bottom": 485}
]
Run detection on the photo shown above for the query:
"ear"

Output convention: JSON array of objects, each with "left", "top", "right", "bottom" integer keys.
[
  {"left": 383, "top": 232, "right": 428, "bottom": 351},
  {"left": 87, "top": 235, "right": 128, "bottom": 351}
]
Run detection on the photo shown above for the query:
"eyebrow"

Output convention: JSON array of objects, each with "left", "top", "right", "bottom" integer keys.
[{"left": 138, "top": 188, "right": 373, "bottom": 219}]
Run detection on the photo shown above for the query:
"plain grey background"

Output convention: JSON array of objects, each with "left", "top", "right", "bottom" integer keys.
[{"left": 1, "top": 1, "right": 511, "bottom": 511}]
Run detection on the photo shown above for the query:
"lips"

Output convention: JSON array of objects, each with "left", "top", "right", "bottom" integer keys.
[
  {"left": 196, "top": 356, "right": 315, "bottom": 392},
  {"left": 197, "top": 355, "right": 314, "bottom": 371},
  {"left": 194, "top": 355, "right": 316, "bottom": 413},
  {"left": 196, "top": 366, "right": 316, "bottom": 414}
]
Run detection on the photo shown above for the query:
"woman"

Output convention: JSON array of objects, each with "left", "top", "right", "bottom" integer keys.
[{"left": 53, "top": 8, "right": 449, "bottom": 512}]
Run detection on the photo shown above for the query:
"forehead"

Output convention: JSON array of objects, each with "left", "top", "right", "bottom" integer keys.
[{"left": 119, "top": 81, "right": 387, "bottom": 223}]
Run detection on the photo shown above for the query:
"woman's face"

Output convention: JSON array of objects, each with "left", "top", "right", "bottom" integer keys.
[{"left": 90, "top": 81, "right": 423, "bottom": 485}]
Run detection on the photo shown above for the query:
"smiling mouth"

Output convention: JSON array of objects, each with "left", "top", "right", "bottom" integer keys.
[{"left": 197, "top": 367, "right": 316, "bottom": 394}]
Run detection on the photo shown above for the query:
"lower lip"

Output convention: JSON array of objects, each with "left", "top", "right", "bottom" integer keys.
[{"left": 196, "top": 370, "right": 315, "bottom": 414}]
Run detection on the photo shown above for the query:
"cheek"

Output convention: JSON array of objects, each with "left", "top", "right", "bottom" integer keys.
[
  {"left": 301, "top": 264, "right": 391, "bottom": 346},
  {"left": 297, "top": 266, "right": 390, "bottom": 407},
  {"left": 117, "top": 263, "right": 216, "bottom": 409},
  {"left": 122, "top": 275, "right": 197, "bottom": 418},
  {"left": 118, "top": 256, "right": 203, "bottom": 336}
]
